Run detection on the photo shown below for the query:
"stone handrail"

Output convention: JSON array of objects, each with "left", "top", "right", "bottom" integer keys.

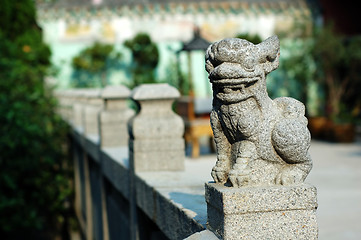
[
  {"left": 55, "top": 79, "right": 318, "bottom": 240},
  {"left": 55, "top": 84, "right": 215, "bottom": 240}
]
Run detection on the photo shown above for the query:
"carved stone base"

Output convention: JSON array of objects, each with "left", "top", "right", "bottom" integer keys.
[{"left": 205, "top": 182, "right": 318, "bottom": 240}]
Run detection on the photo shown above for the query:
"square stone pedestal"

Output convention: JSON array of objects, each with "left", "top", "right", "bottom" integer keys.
[{"left": 205, "top": 182, "right": 318, "bottom": 239}]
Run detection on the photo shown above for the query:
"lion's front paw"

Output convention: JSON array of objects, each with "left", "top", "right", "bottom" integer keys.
[
  {"left": 211, "top": 160, "right": 230, "bottom": 184},
  {"left": 229, "top": 172, "right": 250, "bottom": 188},
  {"left": 228, "top": 165, "right": 251, "bottom": 187},
  {"left": 275, "top": 165, "right": 306, "bottom": 185}
]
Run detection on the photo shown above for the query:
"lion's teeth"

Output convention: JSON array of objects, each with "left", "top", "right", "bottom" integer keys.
[{"left": 224, "top": 88, "right": 233, "bottom": 93}]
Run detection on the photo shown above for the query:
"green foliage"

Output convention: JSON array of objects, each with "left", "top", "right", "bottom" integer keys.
[
  {"left": 344, "top": 36, "right": 361, "bottom": 112},
  {"left": 268, "top": 39, "right": 319, "bottom": 115},
  {"left": 235, "top": 33, "right": 262, "bottom": 44},
  {"left": 311, "top": 24, "right": 361, "bottom": 121},
  {"left": 124, "top": 33, "right": 159, "bottom": 88},
  {"left": 71, "top": 42, "right": 122, "bottom": 88},
  {"left": 0, "top": 0, "right": 37, "bottom": 41},
  {"left": 266, "top": 23, "right": 361, "bottom": 121},
  {"left": 0, "top": 0, "right": 72, "bottom": 238}
]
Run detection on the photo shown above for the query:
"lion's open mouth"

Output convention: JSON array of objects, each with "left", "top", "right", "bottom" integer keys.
[
  {"left": 213, "top": 77, "right": 259, "bottom": 93},
  {"left": 212, "top": 77, "right": 260, "bottom": 103}
]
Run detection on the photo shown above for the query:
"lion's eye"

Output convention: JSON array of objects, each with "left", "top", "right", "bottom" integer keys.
[{"left": 243, "top": 57, "right": 255, "bottom": 72}]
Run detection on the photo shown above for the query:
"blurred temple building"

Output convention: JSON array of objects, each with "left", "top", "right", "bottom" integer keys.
[{"left": 36, "top": 0, "right": 320, "bottom": 95}]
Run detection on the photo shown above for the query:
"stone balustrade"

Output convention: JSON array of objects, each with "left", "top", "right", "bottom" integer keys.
[
  {"left": 55, "top": 82, "right": 318, "bottom": 240},
  {"left": 56, "top": 84, "right": 216, "bottom": 240}
]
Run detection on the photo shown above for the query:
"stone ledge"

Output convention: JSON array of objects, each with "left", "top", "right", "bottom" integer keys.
[
  {"left": 74, "top": 129, "right": 211, "bottom": 239},
  {"left": 135, "top": 175, "right": 205, "bottom": 239},
  {"left": 184, "top": 230, "right": 219, "bottom": 240},
  {"left": 84, "top": 134, "right": 100, "bottom": 162},
  {"left": 101, "top": 147, "right": 130, "bottom": 199}
]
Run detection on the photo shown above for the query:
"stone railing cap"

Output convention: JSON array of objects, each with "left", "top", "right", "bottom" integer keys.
[
  {"left": 82, "top": 88, "right": 102, "bottom": 98},
  {"left": 101, "top": 85, "right": 131, "bottom": 99},
  {"left": 131, "top": 83, "right": 180, "bottom": 101},
  {"left": 54, "top": 88, "right": 93, "bottom": 98}
]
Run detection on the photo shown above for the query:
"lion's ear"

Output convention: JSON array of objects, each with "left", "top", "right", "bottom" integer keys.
[
  {"left": 205, "top": 44, "right": 215, "bottom": 73},
  {"left": 205, "top": 59, "right": 214, "bottom": 74},
  {"left": 257, "top": 35, "right": 280, "bottom": 74}
]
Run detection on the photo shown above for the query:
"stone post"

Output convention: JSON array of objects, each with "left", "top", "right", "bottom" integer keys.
[
  {"left": 128, "top": 83, "right": 185, "bottom": 172},
  {"left": 60, "top": 90, "right": 72, "bottom": 123},
  {"left": 53, "top": 90, "right": 66, "bottom": 120},
  {"left": 99, "top": 85, "right": 134, "bottom": 148},
  {"left": 65, "top": 89, "right": 81, "bottom": 124},
  {"left": 204, "top": 36, "right": 318, "bottom": 239},
  {"left": 57, "top": 89, "right": 79, "bottom": 124},
  {"left": 73, "top": 89, "right": 89, "bottom": 130},
  {"left": 83, "top": 88, "right": 103, "bottom": 136},
  {"left": 72, "top": 95, "right": 82, "bottom": 129}
]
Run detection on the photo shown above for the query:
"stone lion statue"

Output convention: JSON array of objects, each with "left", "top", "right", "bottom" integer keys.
[{"left": 205, "top": 36, "right": 312, "bottom": 187}]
